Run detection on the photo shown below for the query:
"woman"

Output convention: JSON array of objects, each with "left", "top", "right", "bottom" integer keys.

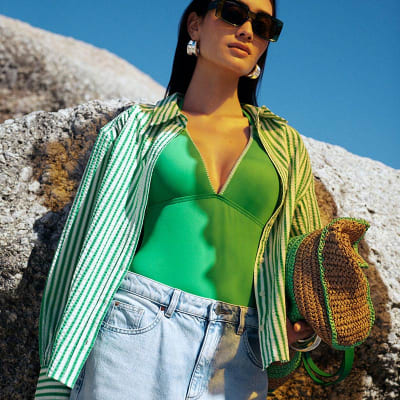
[{"left": 35, "top": 0, "right": 321, "bottom": 399}]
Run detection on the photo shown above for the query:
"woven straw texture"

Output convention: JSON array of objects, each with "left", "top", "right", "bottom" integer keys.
[
  {"left": 292, "top": 218, "right": 374, "bottom": 348},
  {"left": 294, "top": 228, "right": 332, "bottom": 343},
  {"left": 267, "top": 217, "right": 375, "bottom": 393}
]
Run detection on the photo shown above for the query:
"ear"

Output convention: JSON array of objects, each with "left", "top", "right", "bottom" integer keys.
[{"left": 187, "top": 11, "right": 203, "bottom": 41}]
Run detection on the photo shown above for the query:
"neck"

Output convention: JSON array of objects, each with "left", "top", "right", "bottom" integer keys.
[{"left": 181, "top": 58, "right": 245, "bottom": 119}]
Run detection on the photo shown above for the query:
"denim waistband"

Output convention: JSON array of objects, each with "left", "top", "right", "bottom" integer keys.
[{"left": 118, "top": 271, "right": 260, "bottom": 330}]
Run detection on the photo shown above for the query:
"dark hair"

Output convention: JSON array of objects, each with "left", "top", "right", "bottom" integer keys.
[{"left": 164, "top": 0, "right": 277, "bottom": 107}]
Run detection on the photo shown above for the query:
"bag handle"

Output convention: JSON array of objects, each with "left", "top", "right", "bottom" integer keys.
[{"left": 302, "top": 348, "right": 355, "bottom": 386}]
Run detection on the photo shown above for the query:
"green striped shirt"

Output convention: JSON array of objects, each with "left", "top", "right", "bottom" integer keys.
[{"left": 34, "top": 91, "right": 322, "bottom": 399}]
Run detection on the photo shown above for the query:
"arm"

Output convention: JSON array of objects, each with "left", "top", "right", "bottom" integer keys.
[
  {"left": 286, "top": 128, "right": 323, "bottom": 345},
  {"left": 34, "top": 110, "right": 129, "bottom": 399},
  {"left": 289, "top": 177, "right": 322, "bottom": 238},
  {"left": 288, "top": 129, "right": 323, "bottom": 238},
  {"left": 286, "top": 177, "right": 323, "bottom": 345}
]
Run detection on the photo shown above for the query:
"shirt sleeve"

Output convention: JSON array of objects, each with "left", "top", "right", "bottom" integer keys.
[
  {"left": 288, "top": 129, "right": 323, "bottom": 238},
  {"left": 289, "top": 177, "right": 322, "bottom": 238},
  {"left": 34, "top": 114, "right": 122, "bottom": 399}
]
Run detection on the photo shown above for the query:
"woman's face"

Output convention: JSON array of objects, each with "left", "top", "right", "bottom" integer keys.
[{"left": 188, "top": 0, "right": 273, "bottom": 77}]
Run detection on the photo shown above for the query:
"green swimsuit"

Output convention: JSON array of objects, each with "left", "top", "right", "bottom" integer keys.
[{"left": 129, "top": 110, "right": 280, "bottom": 308}]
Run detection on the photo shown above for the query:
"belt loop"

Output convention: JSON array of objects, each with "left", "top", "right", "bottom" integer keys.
[
  {"left": 164, "top": 288, "right": 181, "bottom": 318},
  {"left": 236, "top": 306, "right": 246, "bottom": 336},
  {"left": 209, "top": 301, "right": 216, "bottom": 322}
]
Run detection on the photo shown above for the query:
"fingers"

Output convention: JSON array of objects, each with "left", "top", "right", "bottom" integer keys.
[
  {"left": 286, "top": 317, "right": 316, "bottom": 346},
  {"left": 295, "top": 321, "right": 315, "bottom": 339}
]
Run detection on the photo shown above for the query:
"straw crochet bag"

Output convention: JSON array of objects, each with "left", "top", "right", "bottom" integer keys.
[{"left": 267, "top": 217, "right": 375, "bottom": 392}]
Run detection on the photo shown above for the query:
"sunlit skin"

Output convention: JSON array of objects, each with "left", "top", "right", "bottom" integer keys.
[{"left": 182, "top": 0, "right": 315, "bottom": 346}]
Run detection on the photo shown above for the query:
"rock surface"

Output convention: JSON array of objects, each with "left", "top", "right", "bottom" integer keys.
[{"left": 0, "top": 14, "right": 164, "bottom": 123}]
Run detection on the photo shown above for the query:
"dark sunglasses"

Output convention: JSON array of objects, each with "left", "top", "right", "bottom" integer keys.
[{"left": 207, "top": 0, "right": 283, "bottom": 42}]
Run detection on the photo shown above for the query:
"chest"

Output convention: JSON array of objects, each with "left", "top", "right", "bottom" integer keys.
[{"left": 184, "top": 117, "right": 251, "bottom": 194}]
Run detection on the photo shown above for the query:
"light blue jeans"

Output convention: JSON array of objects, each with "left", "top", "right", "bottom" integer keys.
[{"left": 70, "top": 271, "right": 269, "bottom": 399}]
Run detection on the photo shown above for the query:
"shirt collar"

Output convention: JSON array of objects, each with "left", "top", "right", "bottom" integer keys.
[{"left": 141, "top": 91, "right": 288, "bottom": 129}]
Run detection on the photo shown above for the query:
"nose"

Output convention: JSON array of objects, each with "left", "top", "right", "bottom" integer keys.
[{"left": 236, "top": 19, "right": 254, "bottom": 40}]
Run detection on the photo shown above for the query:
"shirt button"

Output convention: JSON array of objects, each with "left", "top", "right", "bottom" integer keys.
[
  {"left": 259, "top": 290, "right": 265, "bottom": 297},
  {"left": 260, "top": 257, "right": 265, "bottom": 263}
]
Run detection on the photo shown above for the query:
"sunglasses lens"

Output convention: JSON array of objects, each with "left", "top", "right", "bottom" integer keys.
[
  {"left": 253, "top": 15, "right": 273, "bottom": 40},
  {"left": 220, "top": 0, "right": 282, "bottom": 41},
  {"left": 221, "top": 1, "right": 247, "bottom": 26}
]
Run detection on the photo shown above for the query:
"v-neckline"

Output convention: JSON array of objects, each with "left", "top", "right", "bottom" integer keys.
[{"left": 184, "top": 125, "right": 254, "bottom": 196}]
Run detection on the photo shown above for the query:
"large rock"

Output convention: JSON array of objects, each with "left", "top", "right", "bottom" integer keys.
[
  {"left": 1, "top": 102, "right": 399, "bottom": 400},
  {"left": 0, "top": 14, "right": 164, "bottom": 123}
]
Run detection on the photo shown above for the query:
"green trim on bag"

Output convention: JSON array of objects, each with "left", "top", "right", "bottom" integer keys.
[{"left": 350, "top": 219, "right": 376, "bottom": 342}]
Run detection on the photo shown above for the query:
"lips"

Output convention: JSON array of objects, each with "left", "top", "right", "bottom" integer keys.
[{"left": 228, "top": 42, "right": 250, "bottom": 55}]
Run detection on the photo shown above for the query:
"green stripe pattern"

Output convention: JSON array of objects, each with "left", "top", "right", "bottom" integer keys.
[{"left": 34, "top": 92, "right": 322, "bottom": 398}]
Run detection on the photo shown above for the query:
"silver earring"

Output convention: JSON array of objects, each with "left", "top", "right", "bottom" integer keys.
[
  {"left": 246, "top": 64, "right": 260, "bottom": 79},
  {"left": 187, "top": 39, "right": 200, "bottom": 56}
]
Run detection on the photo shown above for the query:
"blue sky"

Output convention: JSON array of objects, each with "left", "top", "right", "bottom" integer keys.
[{"left": 1, "top": 0, "right": 399, "bottom": 169}]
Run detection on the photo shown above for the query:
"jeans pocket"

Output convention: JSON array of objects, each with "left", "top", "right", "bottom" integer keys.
[
  {"left": 101, "top": 291, "right": 163, "bottom": 335},
  {"left": 243, "top": 326, "right": 263, "bottom": 368}
]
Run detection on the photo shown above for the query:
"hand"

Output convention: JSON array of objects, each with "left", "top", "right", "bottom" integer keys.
[{"left": 286, "top": 316, "right": 315, "bottom": 346}]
